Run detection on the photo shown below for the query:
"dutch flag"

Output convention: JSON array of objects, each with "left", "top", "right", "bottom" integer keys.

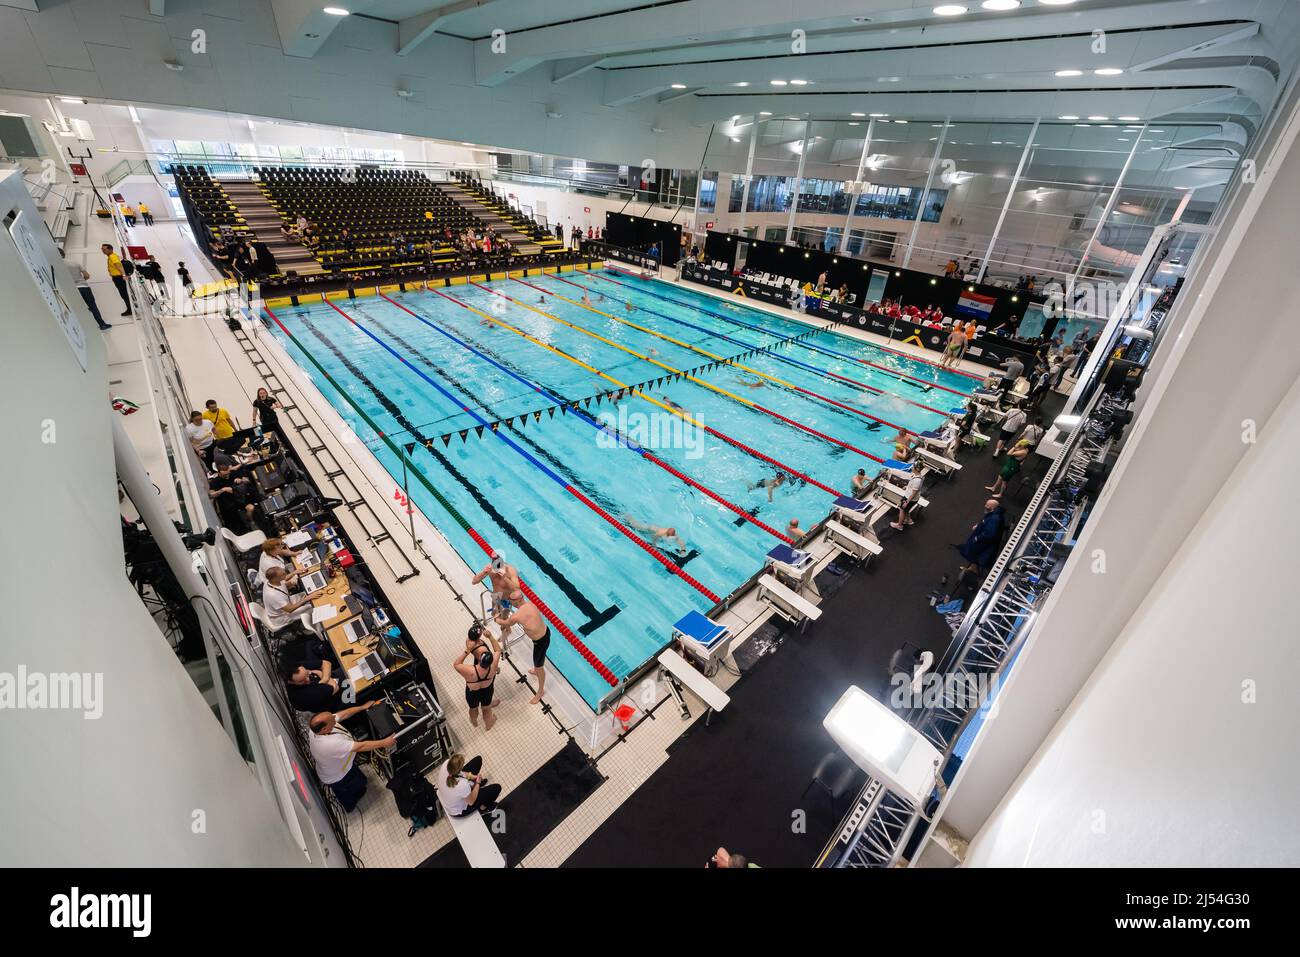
[{"left": 955, "top": 290, "right": 996, "bottom": 319}]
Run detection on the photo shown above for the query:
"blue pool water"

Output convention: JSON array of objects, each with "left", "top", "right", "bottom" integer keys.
[{"left": 265, "top": 269, "right": 976, "bottom": 709}]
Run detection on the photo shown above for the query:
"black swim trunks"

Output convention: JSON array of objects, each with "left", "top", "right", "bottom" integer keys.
[
  {"left": 532, "top": 625, "right": 552, "bottom": 668},
  {"left": 464, "top": 682, "right": 495, "bottom": 709}
]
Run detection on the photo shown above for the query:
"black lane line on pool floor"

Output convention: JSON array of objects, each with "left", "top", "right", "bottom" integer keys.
[
  {"left": 367, "top": 304, "right": 718, "bottom": 572},
  {"left": 358, "top": 306, "right": 640, "bottom": 521},
  {"left": 296, "top": 311, "right": 621, "bottom": 636}
]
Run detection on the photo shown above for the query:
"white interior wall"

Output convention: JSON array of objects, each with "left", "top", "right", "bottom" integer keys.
[
  {"left": 491, "top": 179, "right": 695, "bottom": 238},
  {"left": 964, "top": 373, "right": 1300, "bottom": 867},
  {"left": 0, "top": 168, "right": 304, "bottom": 866}
]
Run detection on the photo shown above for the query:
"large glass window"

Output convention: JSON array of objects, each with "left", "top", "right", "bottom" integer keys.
[{"left": 698, "top": 170, "right": 718, "bottom": 213}]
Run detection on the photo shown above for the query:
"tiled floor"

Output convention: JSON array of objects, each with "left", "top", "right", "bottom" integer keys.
[{"left": 109, "top": 223, "right": 1051, "bottom": 868}]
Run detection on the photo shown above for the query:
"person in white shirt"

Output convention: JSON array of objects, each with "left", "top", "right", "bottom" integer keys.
[
  {"left": 262, "top": 565, "right": 315, "bottom": 632},
  {"left": 185, "top": 410, "right": 216, "bottom": 468},
  {"left": 993, "top": 406, "right": 1028, "bottom": 457},
  {"left": 890, "top": 471, "right": 925, "bottom": 531},
  {"left": 1018, "top": 414, "right": 1045, "bottom": 451},
  {"left": 257, "top": 537, "right": 302, "bottom": 584},
  {"left": 435, "top": 753, "right": 501, "bottom": 817},
  {"left": 307, "top": 702, "right": 395, "bottom": 811}
]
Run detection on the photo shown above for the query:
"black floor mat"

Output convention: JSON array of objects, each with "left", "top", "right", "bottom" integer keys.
[{"left": 420, "top": 740, "right": 605, "bottom": 868}]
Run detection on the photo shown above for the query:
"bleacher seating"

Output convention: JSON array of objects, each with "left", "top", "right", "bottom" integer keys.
[{"left": 171, "top": 165, "right": 250, "bottom": 241}]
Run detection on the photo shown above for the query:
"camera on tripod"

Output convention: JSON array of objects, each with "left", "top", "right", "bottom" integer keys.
[{"left": 175, "top": 523, "right": 216, "bottom": 552}]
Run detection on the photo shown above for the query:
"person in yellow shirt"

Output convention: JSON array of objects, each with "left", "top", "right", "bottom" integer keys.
[
  {"left": 101, "top": 243, "right": 132, "bottom": 315},
  {"left": 120, "top": 204, "right": 137, "bottom": 226},
  {"left": 203, "top": 398, "right": 240, "bottom": 452},
  {"left": 138, "top": 202, "right": 154, "bottom": 226}
]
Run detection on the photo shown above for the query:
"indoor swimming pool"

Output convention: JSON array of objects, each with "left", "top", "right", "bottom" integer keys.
[{"left": 263, "top": 268, "right": 977, "bottom": 709}]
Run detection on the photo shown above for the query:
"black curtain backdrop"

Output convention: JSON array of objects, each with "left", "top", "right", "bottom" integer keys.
[
  {"left": 699, "top": 230, "right": 1040, "bottom": 333},
  {"left": 603, "top": 212, "right": 683, "bottom": 266}
]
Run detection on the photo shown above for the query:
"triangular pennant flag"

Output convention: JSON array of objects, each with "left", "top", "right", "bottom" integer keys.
[
  {"left": 442, "top": 435, "right": 451, "bottom": 447},
  {"left": 475, "top": 425, "right": 484, "bottom": 437},
  {"left": 547, "top": 407, "right": 555, "bottom": 419},
  {"left": 518, "top": 416, "right": 526, "bottom": 428},
  {"left": 534, "top": 411, "right": 542, "bottom": 423},
  {"left": 491, "top": 422, "right": 499, "bottom": 431},
  {"left": 459, "top": 429, "right": 469, "bottom": 442},
  {"left": 424, "top": 439, "right": 433, "bottom": 449},
  {"left": 403, "top": 442, "right": 416, "bottom": 455}
]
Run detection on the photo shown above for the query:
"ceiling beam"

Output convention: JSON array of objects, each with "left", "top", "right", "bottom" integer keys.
[
  {"left": 397, "top": 0, "right": 504, "bottom": 57},
  {"left": 270, "top": 0, "right": 380, "bottom": 59},
  {"left": 552, "top": 56, "right": 604, "bottom": 84}
]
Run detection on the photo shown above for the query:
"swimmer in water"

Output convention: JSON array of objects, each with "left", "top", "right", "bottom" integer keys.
[
  {"left": 851, "top": 468, "right": 870, "bottom": 496},
  {"left": 538, "top": 295, "right": 547, "bottom": 304},
  {"left": 735, "top": 376, "right": 766, "bottom": 389},
  {"left": 747, "top": 471, "right": 787, "bottom": 502},
  {"left": 625, "top": 300, "right": 636, "bottom": 313},
  {"left": 661, "top": 395, "right": 684, "bottom": 412},
  {"left": 622, "top": 515, "right": 689, "bottom": 555},
  {"left": 581, "top": 292, "right": 593, "bottom": 307},
  {"left": 786, "top": 517, "right": 803, "bottom": 541}
]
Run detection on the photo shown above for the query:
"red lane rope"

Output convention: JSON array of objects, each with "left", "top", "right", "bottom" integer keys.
[
  {"left": 465, "top": 529, "right": 617, "bottom": 686},
  {"left": 565, "top": 486, "right": 722, "bottom": 603},
  {"left": 596, "top": 267, "right": 979, "bottom": 392},
  {"left": 451, "top": 281, "right": 848, "bottom": 495},
  {"left": 267, "top": 302, "right": 618, "bottom": 687}
]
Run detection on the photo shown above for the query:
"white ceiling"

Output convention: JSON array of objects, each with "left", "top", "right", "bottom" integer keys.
[{"left": 2, "top": 0, "right": 1297, "bottom": 175}]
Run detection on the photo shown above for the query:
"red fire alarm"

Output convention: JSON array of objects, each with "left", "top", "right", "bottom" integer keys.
[{"left": 583, "top": 206, "right": 591, "bottom": 213}]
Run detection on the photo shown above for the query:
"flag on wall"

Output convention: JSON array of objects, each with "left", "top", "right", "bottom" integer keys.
[
  {"left": 954, "top": 290, "right": 996, "bottom": 319},
  {"left": 111, "top": 396, "right": 139, "bottom": 416}
]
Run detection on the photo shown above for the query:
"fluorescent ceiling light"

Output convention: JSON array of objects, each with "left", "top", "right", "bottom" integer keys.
[
  {"left": 670, "top": 83, "right": 686, "bottom": 89},
  {"left": 733, "top": 81, "right": 750, "bottom": 87},
  {"left": 1058, "top": 114, "right": 1079, "bottom": 120},
  {"left": 893, "top": 119, "right": 908, "bottom": 124},
  {"left": 770, "top": 79, "right": 787, "bottom": 86},
  {"left": 1117, "top": 115, "right": 1140, "bottom": 121},
  {"left": 59, "top": 96, "right": 86, "bottom": 104},
  {"left": 851, "top": 112, "right": 866, "bottom": 117},
  {"left": 759, "top": 110, "right": 772, "bottom": 115},
  {"left": 1095, "top": 67, "right": 1124, "bottom": 76},
  {"left": 869, "top": 112, "right": 889, "bottom": 117},
  {"left": 790, "top": 79, "right": 809, "bottom": 86},
  {"left": 1088, "top": 115, "right": 1109, "bottom": 121},
  {"left": 933, "top": 5, "right": 969, "bottom": 15},
  {"left": 322, "top": 7, "right": 349, "bottom": 15},
  {"left": 981, "top": 0, "right": 1020, "bottom": 9},
  {"left": 1054, "top": 69, "right": 1082, "bottom": 77}
]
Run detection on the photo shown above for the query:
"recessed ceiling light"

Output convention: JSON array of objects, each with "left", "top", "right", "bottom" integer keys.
[
  {"left": 1075, "top": 123, "right": 1091, "bottom": 127},
  {"left": 58, "top": 96, "right": 86, "bottom": 104},
  {"left": 1100, "top": 124, "right": 1117, "bottom": 128},
  {"left": 894, "top": 119, "right": 908, "bottom": 124},
  {"left": 880, "top": 76, "right": 901, "bottom": 82},
  {"left": 671, "top": 83, "right": 686, "bottom": 89},
  {"left": 1088, "top": 115, "right": 1109, "bottom": 121},
  {"left": 869, "top": 112, "right": 888, "bottom": 117},
  {"left": 1055, "top": 69, "right": 1083, "bottom": 77},
  {"left": 849, "top": 122, "right": 859, "bottom": 126},
  {"left": 1150, "top": 129, "right": 1165, "bottom": 133},
  {"left": 933, "top": 5, "right": 969, "bottom": 15},
  {"left": 1058, "top": 114, "right": 1079, "bottom": 120},
  {"left": 770, "top": 79, "right": 787, "bottom": 86},
  {"left": 851, "top": 112, "right": 866, "bottom": 117},
  {"left": 1095, "top": 68, "right": 1124, "bottom": 76},
  {"left": 322, "top": 6, "right": 349, "bottom": 14},
  {"left": 734, "top": 82, "right": 750, "bottom": 87},
  {"left": 759, "top": 111, "right": 772, "bottom": 116},
  {"left": 981, "top": 0, "right": 1021, "bottom": 9},
  {"left": 1117, "top": 115, "right": 1140, "bottom": 121},
  {"left": 790, "top": 79, "right": 809, "bottom": 86}
]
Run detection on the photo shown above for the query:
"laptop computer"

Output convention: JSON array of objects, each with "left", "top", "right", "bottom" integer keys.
[
  {"left": 298, "top": 541, "right": 328, "bottom": 570},
  {"left": 341, "top": 616, "right": 370, "bottom": 643},
  {"left": 300, "top": 569, "right": 328, "bottom": 593}
]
